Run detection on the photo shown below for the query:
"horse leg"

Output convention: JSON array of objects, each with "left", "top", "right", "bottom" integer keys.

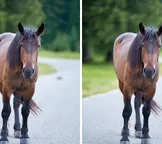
[
  {"left": 134, "top": 92, "right": 142, "bottom": 138},
  {"left": 141, "top": 99, "right": 151, "bottom": 144},
  {"left": 120, "top": 87, "right": 133, "bottom": 144},
  {"left": 13, "top": 93, "right": 21, "bottom": 138},
  {"left": 20, "top": 100, "right": 30, "bottom": 144},
  {"left": 0, "top": 102, "right": 11, "bottom": 143},
  {"left": 0, "top": 88, "right": 12, "bottom": 143}
]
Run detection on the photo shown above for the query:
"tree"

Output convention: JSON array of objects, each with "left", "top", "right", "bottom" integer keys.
[
  {"left": 0, "top": 0, "right": 45, "bottom": 33},
  {"left": 83, "top": 0, "right": 162, "bottom": 62}
]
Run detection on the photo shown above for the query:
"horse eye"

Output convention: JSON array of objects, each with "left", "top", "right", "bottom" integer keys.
[{"left": 38, "top": 45, "right": 40, "bottom": 48}]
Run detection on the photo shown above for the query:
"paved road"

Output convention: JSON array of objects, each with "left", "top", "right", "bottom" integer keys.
[
  {"left": 3, "top": 57, "right": 80, "bottom": 144},
  {"left": 83, "top": 77, "right": 162, "bottom": 144}
]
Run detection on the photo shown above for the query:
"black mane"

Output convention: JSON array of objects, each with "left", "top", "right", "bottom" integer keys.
[
  {"left": 128, "top": 27, "right": 158, "bottom": 68},
  {"left": 7, "top": 27, "right": 38, "bottom": 69}
]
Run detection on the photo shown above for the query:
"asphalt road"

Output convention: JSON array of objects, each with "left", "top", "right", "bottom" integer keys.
[
  {"left": 83, "top": 77, "right": 162, "bottom": 144},
  {"left": 2, "top": 57, "right": 80, "bottom": 144}
]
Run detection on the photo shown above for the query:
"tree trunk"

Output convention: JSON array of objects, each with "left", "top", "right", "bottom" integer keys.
[
  {"left": 82, "top": 46, "right": 92, "bottom": 63},
  {"left": 105, "top": 50, "right": 113, "bottom": 62}
]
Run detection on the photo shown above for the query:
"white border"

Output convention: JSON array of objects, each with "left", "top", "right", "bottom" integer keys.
[{"left": 80, "top": 0, "right": 82, "bottom": 143}]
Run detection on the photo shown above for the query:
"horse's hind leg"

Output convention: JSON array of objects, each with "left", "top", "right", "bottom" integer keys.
[
  {"left": 13, "top": 93, "right": 21, "bottom": 138},
  {"left": 134, "top": 91, "right": 142, "bottom": 138},
  {"left": 120, "top": 86, "right": 133, "bottom": 144}
]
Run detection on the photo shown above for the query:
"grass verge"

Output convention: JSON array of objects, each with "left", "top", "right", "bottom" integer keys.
[
  {"left": 82, "top": 63, "right": 118, "bottom": 97},
  {"left": 39, "top": 50, "right": 80, "bottom": 59},
  {"left": 83, "top": 62, "right": 162, "bottom": 98},
  {"left": 38, "top": 63, "right": 57, "bottom": 75}
]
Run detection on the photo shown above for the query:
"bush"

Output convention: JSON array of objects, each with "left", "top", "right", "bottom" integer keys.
[{"left": 48, "top": 32, "right": 71, "bottom": 51}]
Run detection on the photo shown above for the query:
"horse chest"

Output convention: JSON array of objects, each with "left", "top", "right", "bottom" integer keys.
[
  {"left": 132, "top": 75, "right": 156, "bottom": 91},
  {"left": 13, "top": 79, "right": 31, "bottom": 91}
]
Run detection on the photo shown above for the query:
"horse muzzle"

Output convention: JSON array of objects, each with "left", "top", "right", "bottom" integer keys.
[
  {"left": 143, "top": 68, "right": 155, "bottom": 79},
  {"left": 22, "top": 68, "right": 35, "bottom": 79}
]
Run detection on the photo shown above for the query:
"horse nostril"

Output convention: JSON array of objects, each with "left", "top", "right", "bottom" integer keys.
[
  {"left": 152, "top": 68, "right": 156, "bottom": 74},
  {"left": 32, "top": 69, "right": 35, "bottom": 74},
  {"left": 22, "top": 68, "right": 25, "bottom": 73},
  {"left": 143, "top": 68, "right": 146, "bottom": 73}
]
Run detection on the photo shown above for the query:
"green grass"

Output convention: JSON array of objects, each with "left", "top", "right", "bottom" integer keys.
[
  {"left": 83, "top": 62, "right": 162, "bottom": 98},
  {"left": 82, "top": 63, "right": 118, "bottom": 97},
  {"left": 38, "top": 63, "right": 57, "bottom": 75},
  {"left": 39, "top": 50, "right": 80, "bottom": 59}
]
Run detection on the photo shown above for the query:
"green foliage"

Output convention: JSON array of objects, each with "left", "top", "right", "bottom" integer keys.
[
  {"left": 70, "top": 26, "right": 80, "bottom": 52},
  {"left": 0, "top": 0, "right": 45, "bottom": 33},
  {"left": 49, "top": 32, "right": 71, "bottom": 51},
  {"left": 0, "top": 0, "right": 79, "bottom": 53},
  {"left": 40, "top": 0, "right": 80, "bottom": 52},
  {"left": 83, "top": 0, "right": 162, "bottom": 61}
]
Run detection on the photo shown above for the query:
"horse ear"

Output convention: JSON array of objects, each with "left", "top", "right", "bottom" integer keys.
[
  {"left": 36, "top": 23, "right": 44, "bottom": 36},
  {"left": 139, "top": 22, "right": 146, "bottom": 35},
  {"left": 18, "top": 22, "right": 24, "bottom": 35},
  {"left": 157, "top": 26, "right": 162, "bottom": 36}
]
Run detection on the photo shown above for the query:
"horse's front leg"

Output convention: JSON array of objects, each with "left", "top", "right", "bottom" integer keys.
[
  {"left": 134, "top": 92, "right": 142, "bottom": 138},
  {"left": 20, "top": 86, "right": 35, "bottom": 144},
  {"left": 13, "top": 92, "right": 22, "bottom": 138},
  {"left": 0, "top": 86, "right": 13, "bottom": 143},
  {"left": 141, "top": 99, "right": 151, "bottom": 144},
  {"left": 141, "top": 87, "right": 155, "bottom": 144},
  {"left": 120, "top": 86, "right": 133, "bottom": 144}
]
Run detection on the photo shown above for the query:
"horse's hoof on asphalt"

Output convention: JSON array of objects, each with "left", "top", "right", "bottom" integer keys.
[
  {"left": 135, "top": 131, "right": 142, "bottom": 138},
  {"left": 0, "top": 141, "right": 9, "bottom": 144},
  {"left": 14, "top": 131, "right": 21, "bottom": 138},
  {"left": 141, "top": 138, "right": 151, "bottom": 144},
  {"left": 120, "top": 141, "right": 130, "bottom": 144},
  {"left": 20, "top": 138, "right": 30, "bottom": 144}
]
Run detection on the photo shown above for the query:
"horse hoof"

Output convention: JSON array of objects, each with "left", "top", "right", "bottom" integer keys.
[
  {"left": 120, "top": 141, "right": 130, "bottom": 144},
  {"left": 135, "top": 131, "right": 142, "bottom": 138},
  {"left": 14, "top": 131, "right": 21, "bottom": 138},
  {"left": 20, "top": 138, "right": 30, "bottom": 144},
  {"left": 141, "top": 138, "right": 151, "bottom": 144},
  {"left": 0, "top": 141, "right": 9, "bottom": 144}
]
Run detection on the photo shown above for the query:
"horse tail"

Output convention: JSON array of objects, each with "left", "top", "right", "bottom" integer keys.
[
  {"left": 29, "top": 99, "right": 42, "bottom": 116},
  {"left": 151, "top": 99, "right": 162, "bottom": 116}
]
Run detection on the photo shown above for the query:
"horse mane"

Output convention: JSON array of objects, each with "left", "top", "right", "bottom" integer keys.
[
  {"left": 7, "top": 27, "right": 38, "bottom": 69},
  {"left": 128, "top": 27, "right": 158, "bottom": 69}
]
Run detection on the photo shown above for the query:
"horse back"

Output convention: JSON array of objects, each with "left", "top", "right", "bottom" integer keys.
[
  {"left": 0, "top": 33, "right": 15, "bottom": 82},
  {"left": 113, "top": 32, "right": 136, "bottom": 82}
]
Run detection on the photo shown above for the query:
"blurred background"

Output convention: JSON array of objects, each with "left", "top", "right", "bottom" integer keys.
[
  {"left": 0, "top": 0, "right": 80, "bottom": 59},
  {"left": 0, "top": 1, "right": 80, "bottom": 143},
  {"left": 83, "top": 0, "right": 162, "bottom": 97}
]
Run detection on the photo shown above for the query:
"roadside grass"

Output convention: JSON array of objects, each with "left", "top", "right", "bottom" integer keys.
[
  {"left": 83, "top": 62, "right": 162, "bottom": 98},
  {"left": 82, "top": 62, "right": 118, "bottom": 97},
  {"left": 38, "top": 63, "right": 57, "bottom": 75},
  {"left": 39, "top": 49, "right": 80, "bottom": 59}
]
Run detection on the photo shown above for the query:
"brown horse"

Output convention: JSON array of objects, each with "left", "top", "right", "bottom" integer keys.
[
  {"left": 113, "top": 23, "right": 162, "bottom": 144},
  {"left": 0, "top": 22, "right": 44, "bottom": 143}
]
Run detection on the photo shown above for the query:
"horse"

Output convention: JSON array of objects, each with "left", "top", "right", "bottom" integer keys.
[
  {"left": 0, "top": 22, "right": 44, "bottom": 144},
  {"left": 113, "top": 22, "right": 162, "bottom": 144}
]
